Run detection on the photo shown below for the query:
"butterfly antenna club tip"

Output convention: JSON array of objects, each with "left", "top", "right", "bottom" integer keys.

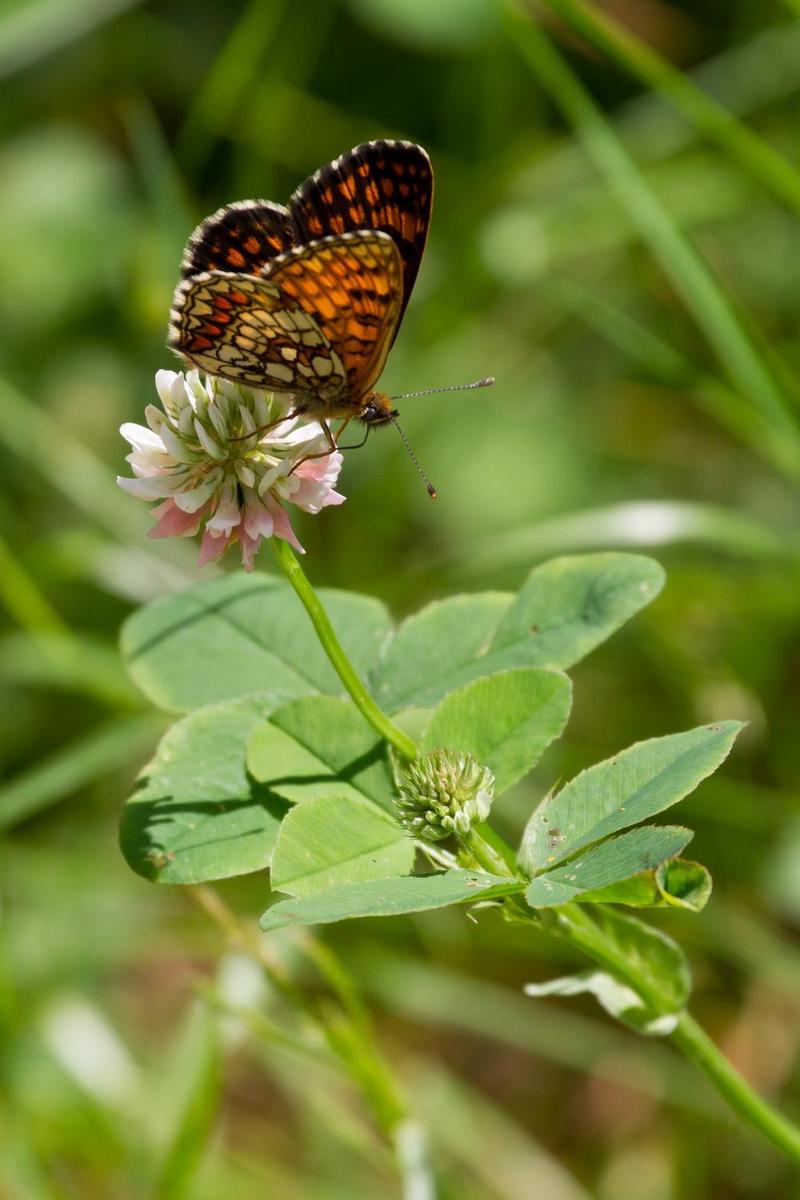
[{"left": 391, "top": 415, "right": 438, "bottom": 499}]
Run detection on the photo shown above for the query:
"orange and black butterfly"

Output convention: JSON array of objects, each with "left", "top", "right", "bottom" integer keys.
[
  {"left": 170, "top": 141, "right": 431, "bottom": 421},
  {"left": 169, "top": 140, "right": 491, "bottom": 487}
]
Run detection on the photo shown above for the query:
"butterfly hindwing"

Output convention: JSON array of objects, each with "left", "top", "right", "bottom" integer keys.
[
  {"left": 262, "top": 231, "right": 404, "bottom": 398},
  {"left": 181, "top": 200, "right": 296, "bottom": 279},
  {"left": 168, "top": 272, "right": 347, "bottom": 396},
  {"left": 289, "top": 139, "right": 432, "bottom": 330}
]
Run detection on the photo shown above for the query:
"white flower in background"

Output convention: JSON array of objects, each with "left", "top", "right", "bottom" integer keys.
[{"left": 117, "top": 370, "right": 345, "bottom": 569}]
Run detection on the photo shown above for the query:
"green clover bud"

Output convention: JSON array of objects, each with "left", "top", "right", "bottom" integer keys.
[{"left": 396, "top": 748, "right": 495, "bottom": 842}]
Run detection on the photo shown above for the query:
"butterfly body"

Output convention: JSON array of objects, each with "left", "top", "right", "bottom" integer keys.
[{"left": 169, "top": 140, "right": 432, "bottom": 435}]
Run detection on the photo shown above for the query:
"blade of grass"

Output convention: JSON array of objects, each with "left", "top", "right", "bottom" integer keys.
[
  {"left": 123, "top": 94, "right": 191, "bottom": 226},
  {"left": 522, "top": 19, "right": 800, "bottom": 206},
  {"left": 151, "top": 1004, "right": 222, "bottom": 1200},
  {"left": 0, "top": 631, "right": 143, "bottom": 710},
  {"left": 0, "top": 716, "right": 164, "bottom": 831},
  {"left": 413, "top": 1062, "right": 591, "bottom": 1200},
  {"left": 357, "top": 951, "right": 718, "bottom": 1115},
  {"left": 501, "top": 2, "right": 800, "bottom": 480},
  {"left": 0, "top": 533, "right": 66, "bottom": 634},
  {"left": 0, "top": 376, "right": 147, "bottom": 537},
  {"left": 548, "top": 277, "right": 800, "bottom": 468},
  {"left": 0, "top": 1116, "right": 52, "bottom": 1200},
  {"left": 0, "top": 0, "right": 142, "bottom": 81},
  {"left": 176, "top": 0, "right": 289, "bottom": 172},
  {"left": 540, "top": 0, "right": 800, "bottom": 218}
]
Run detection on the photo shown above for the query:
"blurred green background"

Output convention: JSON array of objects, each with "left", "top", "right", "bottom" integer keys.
[{"left": 3, "top": 0, "right": 800, "bottom": 1195}]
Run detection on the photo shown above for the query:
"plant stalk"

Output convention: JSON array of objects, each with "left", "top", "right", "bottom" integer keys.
[
  {"left": 187, "top": 886, "right": 437, "bottom": 1193},
  {"left": 271, "top": 538, "right": 418, "bottom": 761},
  {"left": 671, "top": 1012, "right": 800, "bottom": 1161},
  {"left": 274, "top": 539, "right": 800, "bottom": 1163},
  {"left": 538, "top": 902, "right": 800, "bottom": 1161}
]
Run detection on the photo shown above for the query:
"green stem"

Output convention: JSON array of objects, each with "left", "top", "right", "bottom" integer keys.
[
  {"left": 672, "top": 1013, "right": 800, "bottom": 1160},
  {"left": 271, "top": 538, "right": 418, "bottom": 760},
  {"left": 460, "top": 834, "right": 800, "bottom": 1161},
  {"left": 544, "top": 900, "right": 800, "bottom": 1161},
  {"left": 546, "top": 901, "right": 666, "bottom": 1010},
  {"left": 270, "top": 535, "right": 800, "bottom": 1162},
  {"left": 463, "top": 829, "right": 519, "bottom": 879}
]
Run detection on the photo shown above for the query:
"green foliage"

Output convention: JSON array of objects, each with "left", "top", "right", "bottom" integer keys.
[
  {"left": 420, "top": 668, "right": 571, "bottom": 794},
  {"left": 524, "top": 824, "right": 693, "bottom": 907},
  {"left": 527, "top": 902, "right": 693, "bottom": 1036},
  {"left": 372, "top": 554, "right": 663, "bottom": 712},
  {"left": 10, "top": 1, "right": 800, "bottom": 1184},
  {"left": 579, "top": 858, "right": 713, "bottom": 911},
  {"left": 248, "top": 696, "right": 396, "bottom": 811},
  {"left": 489, "top": 553, "right": 665, "bottom": 667},
  {"left": 518, "top": 722, "right": 742, "bottom": 875},
  {"left": 371, "top": 592, "right": 514, "bottom": 712},
  {"left": 120, "top": 552, "right": 692, "bottom": 910},
  {"left": 120, "top": 696, "right": 288, "bottom": 883},
  {"left": 597, "top": 906, "right": 692, "bottom": 1017},
  {"left": 260, "top": 870, "right": 517, "bottom": 931},
  {"left": 121, "top": 573, "right": 392, "bottom": 713},
  {"left": 118, "top": 551, "right": 739, "bottom": 967},
  {"left": 270, "top": 795, "right": 414, "bottom": 897}
]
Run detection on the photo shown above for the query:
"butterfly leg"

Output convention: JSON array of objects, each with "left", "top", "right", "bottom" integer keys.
[
  {"left": 336, "top": 425, "right": 371, "bottom": 451},
  {"left": 287, "top": 419, "right": 348, "bottom": 476}
]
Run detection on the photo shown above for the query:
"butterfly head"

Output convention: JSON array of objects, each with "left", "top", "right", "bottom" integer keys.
[{"left": 359, "top": 392, "right": 398, "bottom": 427}]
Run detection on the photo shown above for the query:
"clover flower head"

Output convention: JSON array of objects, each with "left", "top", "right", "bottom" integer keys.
[
  {"left": 117, "top": 370, "right": 345, "bottom": 569},
  {"left": 396, "top": 748, "right": 495, "bottom": 842}
]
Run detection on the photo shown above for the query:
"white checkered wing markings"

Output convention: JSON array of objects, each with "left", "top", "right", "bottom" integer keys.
[{"left": 168, "top": 271, "right": 347, "bottom": 395}]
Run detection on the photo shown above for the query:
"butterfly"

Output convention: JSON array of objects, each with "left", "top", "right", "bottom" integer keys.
[{"left": 168, "top": 140, "right": 434, "bottom": 447}]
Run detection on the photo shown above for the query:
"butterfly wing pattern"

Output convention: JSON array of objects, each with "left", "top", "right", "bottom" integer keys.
[
  {"left": 170, "top": 140, "right": 431, "bottom": 423},
  {"left": 180, "top": 200, "right": 295, "bottom": 278},
  {"left": 263, "top": 232, "right": 404, "bottom": 405},
  {"left": 289, "top": 141, "right": 432, "bottom": 333},
  {"left": 169, "top": 230, "right": 403, "bottom": 417},
  {"left": 167, "top": 271, "right": 347, "bottom": 397}
]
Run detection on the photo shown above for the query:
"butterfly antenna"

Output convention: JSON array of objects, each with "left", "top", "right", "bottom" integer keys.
[
  {"left": 391, "top": 415, "right": 438, "bottom": 499},
  {"left": 390, "top": 375, "right": 495, "bottom": 401}
]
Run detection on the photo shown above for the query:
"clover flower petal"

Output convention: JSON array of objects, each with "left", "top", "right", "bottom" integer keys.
[{"left": 118, "top": 370, "right": 345, "bottom": 569}]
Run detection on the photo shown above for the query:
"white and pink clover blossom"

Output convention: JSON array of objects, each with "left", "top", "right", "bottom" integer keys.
[{"left": 117, "top": 369, "right": 344, "bottom": 569}]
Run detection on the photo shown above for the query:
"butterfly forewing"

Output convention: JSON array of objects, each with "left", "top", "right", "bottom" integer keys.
[
  {"left": 262, "top": 231, "right": 403, "bottom": 398},
  {"left": 289, "top": 139, "right": 432, "bottom": 331},
  {"left": 181, "top": 200, "right": 295, "bottom": 279},
  {"left": 168, "top": 272, "right": 347, "bottom": 396}
]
